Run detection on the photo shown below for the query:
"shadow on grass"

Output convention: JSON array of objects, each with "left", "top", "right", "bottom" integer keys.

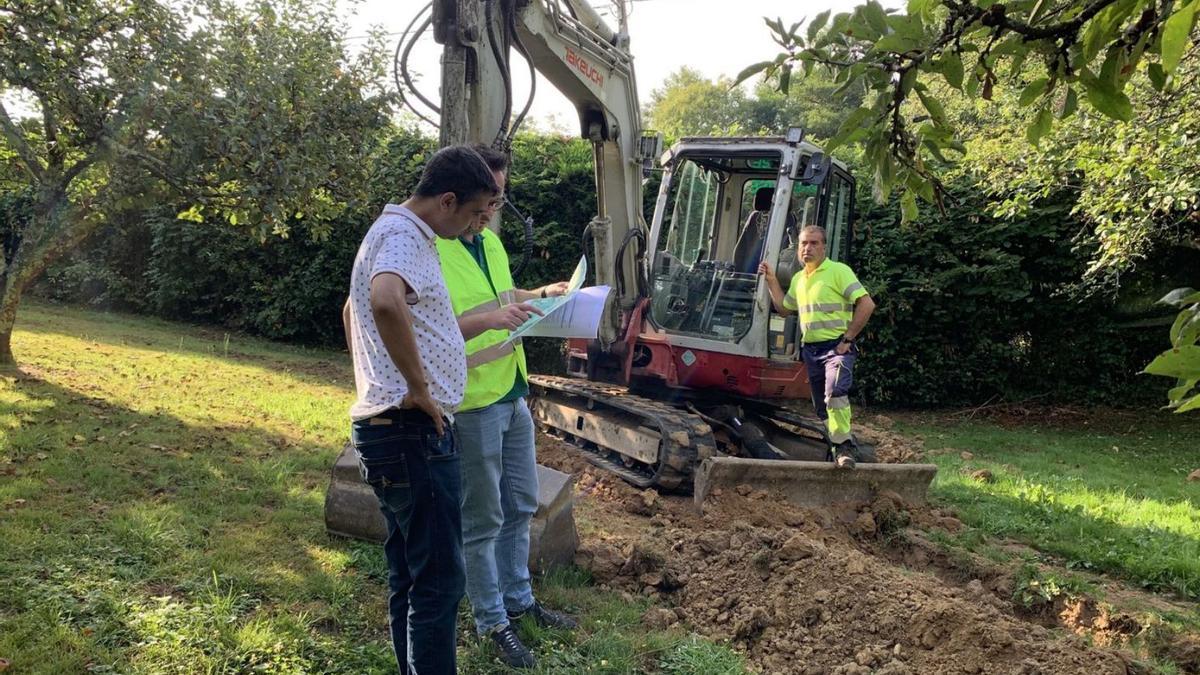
[{"left": 0, "top": 369, "right": 395, "bottom": 674}]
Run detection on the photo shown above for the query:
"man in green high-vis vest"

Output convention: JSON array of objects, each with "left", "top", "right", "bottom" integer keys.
[
  {"left": 760, "top": 224, "right": 876, "bottom": 469},
  {"left": 437, "top": 145, "right": 576, "bottom": 669}
]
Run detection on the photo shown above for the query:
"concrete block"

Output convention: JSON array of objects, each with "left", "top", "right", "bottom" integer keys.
[
  {"left": 694, "top": 457, "right": 938, "bottom": 508},
  {"left": 324, "top": 443, "right": 578, "bottom": 573},
  {"left": 528, "top": 464, "right": 578, "bottom": 574},
  {"left": 324, "top": 443, "right": 388, "bottom": 541}
]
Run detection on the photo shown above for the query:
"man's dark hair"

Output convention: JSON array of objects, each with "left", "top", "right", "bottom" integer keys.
[
  {"left": 472, "top": 144, "right": 510, "bottom": 173},
  {"left": 413, "top": 145, "right": 499, "bottom": 203}
]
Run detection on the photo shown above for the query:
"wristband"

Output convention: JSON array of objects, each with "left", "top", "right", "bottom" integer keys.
[{"left": 540, "top": 287, "right": 548, "bottom": 299}]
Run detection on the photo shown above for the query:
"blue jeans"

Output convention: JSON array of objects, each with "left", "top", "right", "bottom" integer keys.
[
  {"left": 454, "top": 397, "right": 539, "bottom": 635},
  {"left": 350, "top": 408, "right": 465, "bottom": 675}
]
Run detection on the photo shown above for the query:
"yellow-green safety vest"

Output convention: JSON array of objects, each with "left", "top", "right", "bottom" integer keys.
[
  {"left": 783, "top": 257, "right": 868, "bottom": 343},
  {"left": 436, "top": 230, "right": 527, "bottom": 412}
]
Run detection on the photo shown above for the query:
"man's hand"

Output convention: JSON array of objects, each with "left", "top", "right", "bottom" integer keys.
[
  {"left": 835, "top": 341, "right": 852, "bottom": 355},
  {"left": 401, "top": 387, "right": 446, "bottom": 437},
  {"left": 542, "top": 281, "right": 570, "bottom": 298},
  {"left": 489, "top": 302, "right": 544, "bottom": 331},
  {"left": 757, "top": 261, "right": 776, "bottom": 282}
]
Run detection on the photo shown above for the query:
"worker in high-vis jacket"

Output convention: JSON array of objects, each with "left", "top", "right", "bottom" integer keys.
[
  {"left": 437, "top": 145, "right": 576, "bottom": 669},
  {"left": 759, "top": 224, "right": 876, "bottom": 469}
]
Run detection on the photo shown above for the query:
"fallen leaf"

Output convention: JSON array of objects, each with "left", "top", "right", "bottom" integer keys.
[
  {"left": 72, "top": 435, "right": 85, "bottom": 442},
  {"left": 148, "top": 444, "right": 165, "bottom": 450},
  {"left": 1188, "top": 469, "right": 1200, "bottom": 482},
  {"left": 10, "top": 499, "right": 26, "bottom": 508},
  {"left": 0, "top": 657, "right": 10, "bottom": 670},
  {"left": 35, "top": 453, "right": 48, "bottom": 461}
]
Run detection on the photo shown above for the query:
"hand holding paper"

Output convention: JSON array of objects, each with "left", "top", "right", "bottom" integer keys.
[{"left": 503, "top": 255, "right": 610, "bottom": 343}]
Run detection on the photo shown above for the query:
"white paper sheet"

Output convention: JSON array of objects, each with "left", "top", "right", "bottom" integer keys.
[
  {"left": 503, "top": 256, "right": 609, "bottom": 344},
  {"left": 517, "top": 285, "right": 611, "bottom": 339},
  {"left": 504, "top": 256, "right": 583, "bottom": 342}
]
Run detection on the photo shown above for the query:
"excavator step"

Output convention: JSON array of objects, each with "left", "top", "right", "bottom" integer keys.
[{"left": 694, "top": 457, "right": 938, "bottom": 508}]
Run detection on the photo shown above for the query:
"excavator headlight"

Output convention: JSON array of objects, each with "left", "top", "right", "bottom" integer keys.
[{"left": 786, "top": 126, "right": 805, "bottom": 144}]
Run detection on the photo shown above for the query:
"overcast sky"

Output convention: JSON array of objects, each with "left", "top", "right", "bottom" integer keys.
[{"left": 344, "top": 0, "right": 899, "bottom": 132}]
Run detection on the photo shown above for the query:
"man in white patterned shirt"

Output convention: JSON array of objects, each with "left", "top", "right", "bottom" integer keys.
[{"left": 343, "top": 145, "right": 499, "bottom": 675}]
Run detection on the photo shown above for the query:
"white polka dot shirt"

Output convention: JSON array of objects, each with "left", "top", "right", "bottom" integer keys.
[{"left": 347, "top": 204, "right": 466, "bottom": 420}]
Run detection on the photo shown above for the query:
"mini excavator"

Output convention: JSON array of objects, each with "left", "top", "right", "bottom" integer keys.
[{"left": 325, "top": 1, "right": 936, "bottom": 540}]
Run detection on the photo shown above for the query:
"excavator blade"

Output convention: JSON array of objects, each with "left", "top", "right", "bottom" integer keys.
[{"left": 693, "top": 457, "right": 938, "bottom": 508}]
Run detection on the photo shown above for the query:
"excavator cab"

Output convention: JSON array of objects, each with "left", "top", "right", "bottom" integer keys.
[{"left": 646, "top": 138, "right": 855, "bottom": 361}]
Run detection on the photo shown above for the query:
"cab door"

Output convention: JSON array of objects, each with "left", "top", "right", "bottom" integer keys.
[{"left": 821, "top": 169, "right": 855, "bottom": 263}]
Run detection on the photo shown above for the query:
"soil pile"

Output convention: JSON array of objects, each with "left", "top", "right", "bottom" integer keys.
[{"left": 538, "top": 436, "right": 1176, "bottom": 675}]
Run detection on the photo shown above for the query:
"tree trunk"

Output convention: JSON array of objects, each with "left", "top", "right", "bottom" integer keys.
[
  {"left": 0, "top": 325, "right": 13, "bottom": 366},
  {"left": 0, "top": 266, "right": 24, "bottom": 366},
  {"left": 0, "top": 195, "right": 95, "bottom": 366}
]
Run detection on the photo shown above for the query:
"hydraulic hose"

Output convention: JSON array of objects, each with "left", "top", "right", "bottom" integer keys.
[
  {"left": 503, "top": 200, "right": 535, "bottom": 280},
  {"left": 484, "top": 0, "right": 512, "bottom": 145}
]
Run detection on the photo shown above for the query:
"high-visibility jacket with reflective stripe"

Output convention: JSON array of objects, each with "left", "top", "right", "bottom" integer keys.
[
  {"left": 436, "top": 230, "right": 527, "bottom": 412},
  {"left": 783, "top": 257, "right": 868, "bottom": 343}
]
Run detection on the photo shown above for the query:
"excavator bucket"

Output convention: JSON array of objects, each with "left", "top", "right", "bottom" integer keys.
[{"left": 693, "top": 457, "right": 938, "bottom": 508}]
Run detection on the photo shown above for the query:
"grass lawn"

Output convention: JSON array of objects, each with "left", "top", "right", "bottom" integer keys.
[
  {"left": 0, "top": 303, "right": 745, "bottom": 674},
  {"left": 904, "top": 412, "right": 1200, "bottom": 600}
]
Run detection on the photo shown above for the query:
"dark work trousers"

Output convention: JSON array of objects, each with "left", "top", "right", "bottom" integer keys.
[
  {"left": 350, "top": 408, "right": 465, "bottom": 675},
  {"left": 801, "top": 338, "right": 858, "bottom": 444}
]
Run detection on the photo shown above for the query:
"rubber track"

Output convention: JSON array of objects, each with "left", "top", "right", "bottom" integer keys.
[{"left": 528, "top": 375, "right": 717, "bottom": 491}]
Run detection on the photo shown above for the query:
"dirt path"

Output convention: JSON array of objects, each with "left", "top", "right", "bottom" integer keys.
[{"left": 535, "top": 426, "right": 1196, "bottom": 675}]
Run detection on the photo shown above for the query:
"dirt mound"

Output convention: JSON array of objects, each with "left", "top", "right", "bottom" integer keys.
[
  {"left": 854, "top": 416, "right": 925, "bottom": 464},
  {"left": 538, "top": 437, "right": 1158, "bottom": 674}
]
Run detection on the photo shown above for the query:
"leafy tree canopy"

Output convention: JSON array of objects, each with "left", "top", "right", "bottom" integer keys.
[{"left": 0, "top": 0, "right": 391, "bottom": 363}]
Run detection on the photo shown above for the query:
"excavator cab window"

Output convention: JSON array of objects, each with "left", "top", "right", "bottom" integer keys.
[
  {"left": 650, "top": 154, "right": 778, "bottom": 342},
  {"left": 824, "top": 172, "right": 854, "bottom": 263}
]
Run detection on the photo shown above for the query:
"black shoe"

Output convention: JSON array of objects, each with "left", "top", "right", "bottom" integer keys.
[
  {"left": 832, "top": 442, "right": 857, "bottom": 469},
  {"left": 509, "top": 601, "right": 579, "bottom": 630},
  {"left": 489, "top": 624, "right": 536, "bottom": 669}
]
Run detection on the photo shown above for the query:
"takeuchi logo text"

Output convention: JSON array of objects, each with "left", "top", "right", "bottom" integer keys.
[{"left": 565, "top": 47, "right": 604, "bottom": 87}]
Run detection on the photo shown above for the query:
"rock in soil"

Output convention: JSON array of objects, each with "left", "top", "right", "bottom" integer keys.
[
  {"left": 642, "top": 607, "right": 677, "bottom": 630},
  {"left": 969, "top": 469, "right": 995, "bottom": 483}
]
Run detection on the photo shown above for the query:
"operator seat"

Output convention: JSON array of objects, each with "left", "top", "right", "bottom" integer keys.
[{"left": 732, "top": 187, "right": 775, "bottom": 274}]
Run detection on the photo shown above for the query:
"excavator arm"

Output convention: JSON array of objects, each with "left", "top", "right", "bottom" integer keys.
[{"left": 433, "top": 0, "right": 660, "bottom": 342}]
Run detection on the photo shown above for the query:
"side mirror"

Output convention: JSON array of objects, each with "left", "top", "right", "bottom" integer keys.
[
  {"left": 797, "top": 152, "right": 831, "bottom": 186},
  {"left": 640, "top": 133, "right": 664, "bottom": 179}
]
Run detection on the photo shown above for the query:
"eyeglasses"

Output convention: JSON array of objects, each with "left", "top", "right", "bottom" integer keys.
[{"left": 487, "top": 195, "right": 508, "bottom": 210}]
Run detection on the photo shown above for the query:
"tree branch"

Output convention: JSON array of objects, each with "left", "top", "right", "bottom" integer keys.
[
  {"left": 0, "top": 101, "right": 46, "bottom": 182},
  {"left": 35, "top": 91, "right": 63, "bottom": 171},
  {"left": 60, "top": 152, "right": 101, "bottom": 187},
  {"left": 996, "top": 0, "right": 1125, "bottom": 40}
]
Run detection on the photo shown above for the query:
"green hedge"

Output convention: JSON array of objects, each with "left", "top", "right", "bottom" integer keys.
[
  {"left": 852, "top": 187, "right": 1163, "bottom": 406},
  {"left": 7, "top": 128, "right": 1166, "bottom": 407}
]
